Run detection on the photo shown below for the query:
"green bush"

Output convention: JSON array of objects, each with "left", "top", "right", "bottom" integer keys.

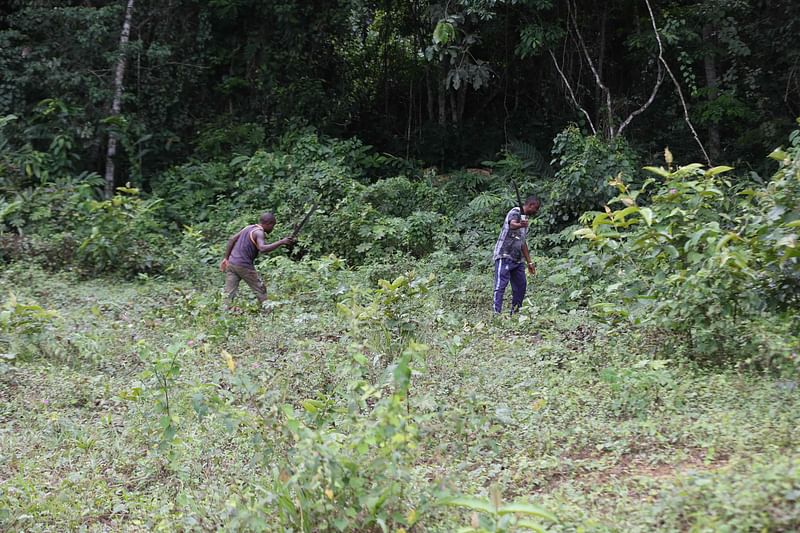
[
  {"left": 337, "top": 272, "right": 435, "bottom": 356},
  {"left": 219, "top": 132, "right": 447, "bottom": 264},
  {"left": 599, "top": 359, "right": 685, "bottom": 418},
  {"left": 2, "top": 178, "right": 170, "bottom": 276},
  {"left": 151, "top": 161, "right": 235, "bottom": 226},
  {"left": 361, "top": 175, "right": 444, "bottom": 217},
  {"left": 75, "top": 187, "right": 168, "bottom": 275},
  {"left": 575, "top": 131, "right": 799, "bottom": 363},
  {"left": 229, "top": 343, "right": 428, "bottom": 532},
  {"left": 0, "top": 292, "right": 59, "bottom": 362},
  {"left": 192, "top": 120, "right": 266, "bottom": 161},
  {"left": 542, "top": 125, "right": 637, "bottom": 236}
]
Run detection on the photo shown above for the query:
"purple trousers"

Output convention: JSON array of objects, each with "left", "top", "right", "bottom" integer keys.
[{"left": 493, "top": 259, "right": 527, "bottom": 313}]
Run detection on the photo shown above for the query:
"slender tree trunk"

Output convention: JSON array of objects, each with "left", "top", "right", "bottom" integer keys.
[
  {"left": 426, "top": 70, "right": 434, "bottom": 122},
  {"left": 406, "top": 80, "right": 413, "bottom": 158},
  {"left": 438, "top": 63, "right": 447, "bottom": 125},
  {"left": 596, "top": 6, "right": 607, "bottom": 127},
  {"left": 411, "top": 0, "right": 433, "bottom": 124},
  {"left": 702, "top": 23, "right": 721, "bottom": 162},
  {"left": 382, "top": 0, "right": 391, "bottom": 118},
  {"left": 644, "top": 0, "right": 711, "bottom": 165},
  {"left": 457, "top": 85, "right": 467, "bottom": 124},
  {"left": 449, "top": 90, "right": 458, "bottom": 124},
  {"left": 419, "top": 82, "right": 424, "bottom": 142},
  {"left": 104, "top": 0, "right": 135, "bottom": 199}
]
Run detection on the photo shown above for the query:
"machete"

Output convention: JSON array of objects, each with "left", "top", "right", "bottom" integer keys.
[
  {"left": 289, "top": 199, "right": 319, "bottom": 241},
  {"left": 511, "top": 179, "right": 526, "bottom": 219}
]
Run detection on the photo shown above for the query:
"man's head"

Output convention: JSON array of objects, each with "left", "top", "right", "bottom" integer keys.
[
  {"left": 523, "top": 195, "right": 541, "bottom": 216},
  {"left": 259, "top": 212, "right": 276, "bottom": 232}
]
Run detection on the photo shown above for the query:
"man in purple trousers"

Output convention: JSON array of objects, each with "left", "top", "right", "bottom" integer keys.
[{"left": 492, "top": 196, "right": 541, "bottom": 314}]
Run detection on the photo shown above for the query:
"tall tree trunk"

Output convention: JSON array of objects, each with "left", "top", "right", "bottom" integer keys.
[
  {"left": 411, "top": 0, "right": 433, "bottom": 123},
  {"left": 702, "top": 23, "right": 721, "bottom": 162},
  {"left": 426, "top": 70, "right": 434, "bottom": 122},
  {"left": 596, "top": 5, "right": 607, "bottom": 128},
  {"left": 457, "top": 85, "right": 467, "bottom": 124},
  {"left": 406, "top": 80, "right": 413, "bottom": 158},
  {"left": 104, "top": 0, "right": 135, "bottom": 199},
  {"left": 438, "top": 63, "right": 447, "bottom": 125}
]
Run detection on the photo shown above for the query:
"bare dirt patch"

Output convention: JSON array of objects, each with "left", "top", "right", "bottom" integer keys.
[{"left": 535, "top": 447, "right": 728, "bottom": 498}]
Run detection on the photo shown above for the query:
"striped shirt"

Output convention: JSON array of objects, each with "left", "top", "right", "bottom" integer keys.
[{"left": 492, "top": 207, "right": 527, "bottom": 262}]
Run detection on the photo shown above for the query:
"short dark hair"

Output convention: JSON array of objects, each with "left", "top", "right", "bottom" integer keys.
[
  {"left": 524, "top": 195, "right": 541, "bottom": 206},
  {"left": 259, "top": 212, "right": 276, "bottom": 224}
]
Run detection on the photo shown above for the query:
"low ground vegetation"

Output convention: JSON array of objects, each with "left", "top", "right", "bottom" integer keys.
[
  {"left": 1, "top": 256, "right": 798, "bottom": 531},
  {"left": 1, "top": 122, "right": 798, "bottom": 530}
]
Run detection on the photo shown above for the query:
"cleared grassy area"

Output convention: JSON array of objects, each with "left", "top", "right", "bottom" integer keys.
[{"left": 2, "top": 262, "right": 798, "bottom": 531}]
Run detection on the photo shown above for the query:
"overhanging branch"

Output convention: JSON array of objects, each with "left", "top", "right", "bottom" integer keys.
[
  {"left": 569, "top": 0, "right": 614, "bottom": 138},
  {"left": 617, "top": 62, "right": 665, "bottom": 137},
  {"left": 644, "top": 0, "right": 711, "bottom": 165},
  {"left": 549, "top": 49, "right": 597, "bottom": 136}
]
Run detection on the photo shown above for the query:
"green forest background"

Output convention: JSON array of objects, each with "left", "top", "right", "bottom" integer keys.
[
  {"left": 2, "top": 0, "right": 798, "bottom": 271},
  {"left": 1, "top": 1, "right": 799, "bottom": 531}
]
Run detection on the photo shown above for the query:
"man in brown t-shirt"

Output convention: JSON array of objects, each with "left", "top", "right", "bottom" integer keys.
[{"left": 219, "top": 212, "right": 294, "bottom": 308}]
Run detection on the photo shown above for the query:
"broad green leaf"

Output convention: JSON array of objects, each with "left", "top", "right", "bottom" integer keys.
[
  {"left": 679, "top": 163, "right": 705, "bottom": 173},
  {"left": 665, "top": 245, "right": 680, "bottom": 258},
  {"left": 699, "top": 187, "right": 724, "bottom": 197},
  {"left": 715, "top": 232, "right": 742, "bottom": 252},
  {"left": 433, "top": 21, "right": 456, "bottom": 45},
  {"left": 643, "top": 166, "right": 670, "bottom": 178},
  {"left": 302, "top": 399, "right": 324, "bottom": 414},
  {"left": 390, "top": 275, "right": 408, "bottom": 289},
  {"left": 687, "top": 227, "right": 713, "bottom": 250},
  {"left": 498, "top": 502, "right": 557, "bottom": 522},
  {"left": 516, "top": 520, "right": 546, "bottom": 532},
  {"left": 687, "top": 251, "right": 704, "bottom": 264},
  {"left": 614, "top": 205, "right": 641, "bottom": 221},
  {"left": 768, "top": 148, "right": 788, "bottom": 161},
  {"left": 335, "top": 302, "right": 354, "bottom": 318},
  {"left": 777, "top": 234, "right": 797, "bottom": 248},
  {"left": 438, "top": 496, "right": 495, "bottom": 514},
  {"left": 705, "top": 165, "right": 734, "bottom": 177},
  {"left": 591, "top": 212, "right": 611, "bottom": 232},
  {"left": 639, "top": 207, "right": 654, "bottom": 226},
  {"left": 573, "top": 228, "right": 597, "bottom": 240}
]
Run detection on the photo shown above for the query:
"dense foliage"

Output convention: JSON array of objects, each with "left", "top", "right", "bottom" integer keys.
[
  {"left": 1, "top": 0, "right": 799, "bottom": 179},
  {"left": 1, "top": 0, "right": 799, "bottom": 530}
]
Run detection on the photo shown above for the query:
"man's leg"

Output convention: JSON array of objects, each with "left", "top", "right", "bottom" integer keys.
[
  {"left": 493, "top": 259, "right": 512, "bottom": 313},
  {"left": 223, "top": 267, "right": 242, "bottom": 306},
  {"left": 509, "top": 261, "right": 528, "bottom": 313},
  {"left": 239, "top": 266, "right": 267, "bottom": 304}
]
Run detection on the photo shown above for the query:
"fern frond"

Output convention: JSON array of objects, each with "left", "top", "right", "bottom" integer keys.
[{"left": 508, "top": 140, "right": 554, "bottom": 178}]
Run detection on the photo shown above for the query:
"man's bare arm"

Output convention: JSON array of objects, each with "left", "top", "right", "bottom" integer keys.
[
  {"left": 220, "top": 229, "right": 243, "bottom": 271},
  {"left": 522, "top": 242, "right": 535, "bottom": 275},
  {"left": 254, "top": 228, "right": 293, "bottom": 253},
  {"left": 224, "top": 230, "right": 243, "bottom": 260}
]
